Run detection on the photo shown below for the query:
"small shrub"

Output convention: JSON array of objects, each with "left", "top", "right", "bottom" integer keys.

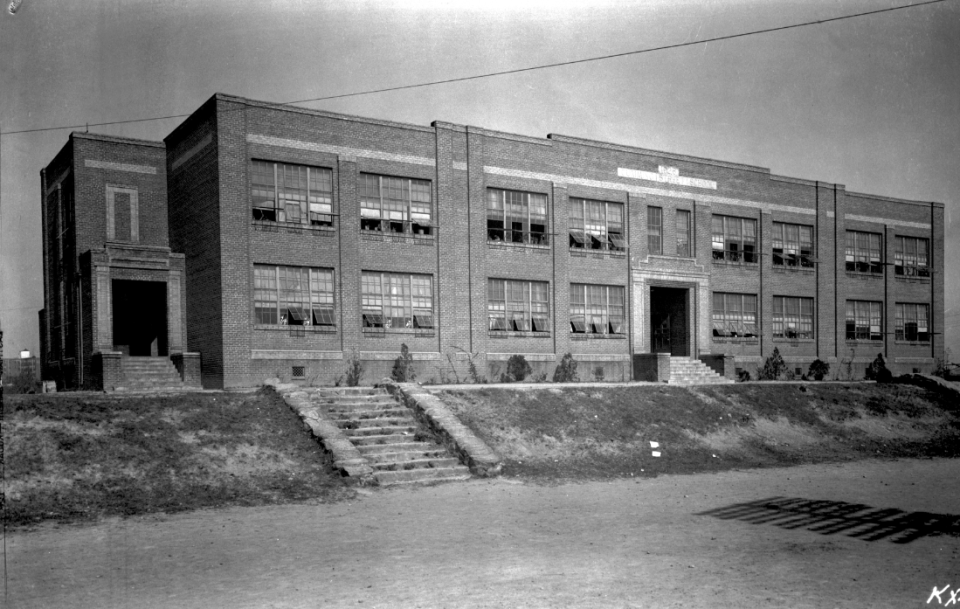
[
  {"left": 865, "top": 352, "right": 892, "bottom": 383},
  {"left": 454, "top": 347, "right": 486, "bottom": 383},
  {"left": 933, "top": 351, "right": 951, "bottom": 379},
  {"left": 505, "top": 354, "right": 532, "bottom": 383},
  {"left": 7, "top": 368, "right": 39, "bottom": 394},
  {"left": 758, "top": 347, "right": 786, "bottom": 381},
  {"left": 783, "top": 368, "right": 796, "bottom": 381},
  {"left": 808, "top": 359, "right": 830, "bottom": 381},
  {"left": 391, "top": 343, "right": 416, "bottom": 383},
  {"left": 344, "top": 349, "right": 364, "bottom": 387},
  {"left": 532, "top": 372, "right": 548, "bottom": 383},
  {"left": 737, "top": 369, "right": 752, "bottom": 382},
  {"left": 552, "top": 353, "right": 579, "bottom": 383},
  {"left": 593, "top": 366, "right": 605, "bottom": 382}
]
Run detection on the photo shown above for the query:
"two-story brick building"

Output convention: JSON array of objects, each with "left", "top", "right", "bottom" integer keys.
[{"left": 40, "top": 93, "right": 945, "bottom": 389}]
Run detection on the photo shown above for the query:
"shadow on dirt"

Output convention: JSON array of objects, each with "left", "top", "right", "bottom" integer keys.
[{"left": 696, "top": 496, "right": 960, "bottom": 544}]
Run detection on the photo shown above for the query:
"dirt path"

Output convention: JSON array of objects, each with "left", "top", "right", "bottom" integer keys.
[{"left": 6, "top": 459, "right": 960, "bottom": 608}]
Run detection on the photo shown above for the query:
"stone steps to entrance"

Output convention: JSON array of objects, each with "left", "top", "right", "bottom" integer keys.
[
  {"left": 118, "top": 356, "right": 186, "bottom": 391},
  {"left": 667, "top": 357, "right": 734, "bottom": 386}
]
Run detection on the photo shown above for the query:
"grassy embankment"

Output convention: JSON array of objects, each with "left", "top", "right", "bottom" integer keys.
[{"left": 437, "top": 382, "right": 960, "bottom": 480}]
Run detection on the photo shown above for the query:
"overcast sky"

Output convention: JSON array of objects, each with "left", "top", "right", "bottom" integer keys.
[{"left": 1, "top": 0, "right": 957, "bottom": 360}]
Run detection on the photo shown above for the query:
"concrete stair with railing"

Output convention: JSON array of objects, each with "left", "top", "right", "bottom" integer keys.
[
  {"left": 668, "top": 357, "right": 735, "bottom": 386},
  {"left": 116, "top": 356, "right": 187, "bottom": 391},
  {"left": 315, "top": 387, "right": 472, "bottom": 486}
]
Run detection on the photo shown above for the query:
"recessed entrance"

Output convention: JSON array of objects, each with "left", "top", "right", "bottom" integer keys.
[
  {"left": 112, "top": 280, "right": 168, "bottom": 356},
  {"left": 650, "top": 286, "right": 689, "bottom": 356}
]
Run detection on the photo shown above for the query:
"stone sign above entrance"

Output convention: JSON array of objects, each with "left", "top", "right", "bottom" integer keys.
[{"left": 618, "top": 165, "right": 718, "bottom": 190}]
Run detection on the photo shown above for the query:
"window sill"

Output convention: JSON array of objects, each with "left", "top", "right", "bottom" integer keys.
[
  {"left": 844, "top": 340, "right": 884, "bottom": 345},
  {"left": 569, "top": 248, "right": 627, "bottom": 259},
  {"left": 894, "top": 276, "right": 931, "bottom": 284},
  {"left": 712, "top": 337, "right": 760, "bottom": 345},
  {"left": 488, "top": 241, "right": 551, "bottom": 253},
  {"left": 362, "top": 328, "right": 435, "bottom": 338},
  {"left": 570, "top": 333, "right": 627, "bottom": 340},
  {"left": 712, "top": 259, "right": 759, "bottom": 268},
  {"left": 252, "top": 221, "right": 336, "bottom": 236},
  {"left": 894, "top": 341, "right": 931, "bottom": 346},
  {"left": 255, "top": 324, "right": 337, "bottom": 333},
  {"left": 772, "top": 338, "right": 815, "bottom": 343},
  {"left": 845, "top": 272, "right": 883, "bottom": 280},
  {"left": 772, "top": 266, "right": 815, "bottom": 274},
  {"left": 361, "top": 230, "right": 435, "bottom": 245},
  {"left": 489, "top": 331, "right": 551, "bottom": 339}
]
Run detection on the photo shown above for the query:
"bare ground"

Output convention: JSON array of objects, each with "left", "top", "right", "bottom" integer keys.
[{"left": 6, "top": 458, "right": 960, "bottom": 609}]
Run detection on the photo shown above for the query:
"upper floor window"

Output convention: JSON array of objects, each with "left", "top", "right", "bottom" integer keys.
[
  {"left": 570, "top": 284, "right": 625, "bottom": 335},
  {"left": 487, "top": 188, "right": 549, "bottom": 246},
  {"left": 712, "top": 293, "right": 758, "bottom": 338},
  {"left": 676, "top": 209, "right": 692, "bottom": 257},
  {"left": 361, "top": 272, "right": 434, "bottom": 331},
  {"left": 488, "top": 279, "right": 550, "bottom": 332},
  {"left": 773, "top": 296, "right": 814, "bottom": 339},
  {"left": 846, "top": 300, "right": 883, "bottom": 341},
  {"left": 647, "top": 206, "right": 663, "bottom": 255},
  {"left": 251, "top": 161, "right": 333, "bottom": 227},
  {"left": 772, "top": 222, "right": 814, "bottom": 268},
  {"left": 569, "top": 198, "right": 624, "bottom": 251},
  {"left": 894, "top": 236, "right": 929, "bottom": 277},
  {"left": 360, "top": 174, "right": 432, "bottom": 235},
  {"left": 845, "top": 230, "right": 882, "bottom": 274},
  {"left": 106, "top": 185, "right": 139, "bottom": 243},
  {"left": 254, "top": 265, "right": 335, "bottom": 327},
  {"left": 712, "top": 215, "right": 757, "bottom": 263},
  {"left": 896, "top": 303, "right": 930, "bottom": 342}
]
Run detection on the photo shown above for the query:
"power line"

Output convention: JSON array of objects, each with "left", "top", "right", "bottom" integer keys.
[{"left": 0, "top": 0, "right": 951, "bottom": 137}]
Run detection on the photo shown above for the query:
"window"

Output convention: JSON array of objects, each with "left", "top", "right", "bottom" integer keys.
[
  {"left": 106, "top": 185, "right": 139, "bottom": 242},
  {"left": 676, "top": 209, "right": 692, "bottom": 257},
  {"left": 570, "top": 284, "right": 625, "bottom": 335},
  {"left": 894, "top": 236, "right": 929, "bottom": 277},
  {"left": 488, "top": 188, "right": 549, "bottom": 245},
  {"left": 773, "top": 296, "right": 814, "bottom": 339},
  {"left": 712, "top": 293, "right": 758, "bottom": 338},
  {"left": 896, "top": 303, "right": 930, "bottom": 342},
  {"left": 712, "top": 215, "right": 757, "bottom": 263},
  {"left": 488, "top": 279, "right": 550, "bottom": 332},
  {"left": 772, "top": 222, "right": 814, "bottom": 268},
  {"left": 569, "top": 198, "right": 624, "bottom": 251},
  {"left": 845, "top": 231, "right": 883, "bottom": 274},
  {"left": 254, "top": 265, "right": 335, "bottom": 327},
  {"left": 251, "top": 161, "right": 334, "bottom": 227},
  {"left": 360, "top": 173, "right": 432, "bottom": 235},
  {"left": 647, "top": 206, "right": 663, "bottom": 255},
  {"left": 846, "top": 300, "right": 883, "bottom": 341},
  {"left": 361, "top": 272, "right": 433, "bottom": 331}
]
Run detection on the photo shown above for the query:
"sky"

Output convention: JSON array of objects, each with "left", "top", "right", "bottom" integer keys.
[{"left": 1, "top": 0, "right": 958, "bottom": 361}]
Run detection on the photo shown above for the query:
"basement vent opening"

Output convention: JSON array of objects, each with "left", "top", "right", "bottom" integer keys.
[
  {"left": 795, "top": 368, "right": 802, "bottom": 376},
  {"left": 913, "top": 367, "right": 921, "bottom": 374},
  {"left": 292, "top": 366, "right": 305, "bottom": 379}
]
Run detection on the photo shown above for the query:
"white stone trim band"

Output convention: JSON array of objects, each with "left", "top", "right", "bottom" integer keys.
[
  {"left": 247, "top": 134, "right": 436, "bottom": 167},
  {"left": 85, "top": 159, "right": 157, "bottom": 174}
]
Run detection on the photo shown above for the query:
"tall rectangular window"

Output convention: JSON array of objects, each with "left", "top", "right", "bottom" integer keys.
[
  {"left": 846, "top": 300, "right": 883, "bottom": 341},
  {"left": 488, "top": 279, "right": 550, "bottom": 332},
  {"left": 894, "top": 236, "right": 929, "bottom": 277},
  {"left": 360, "top": 174, "right": 432, "bottom": 235},
  {"left": 896, "top": 303, "right": 930, "bottom": 342},
  {"left": 647, "top": 206, "right": 662, "bottom": 255},
  {"left": 772, "top": 222, "right": 814, "bottom": 268},
  {"left": 487, "top": 188, "right": 549, "bottom": 246},
  {"left": 676, "top": 209, "right": 692, "bottom": 257},
  {"left": 361, "top": 272, "right": 434, "bottom": 330},
  {"left": 712, "top": 215, "right": 757, "bottom": 263},
  {"left": 254, "top": 265, "right": 335, "bottom": 327},
  {"left": 773, "top": 296, "right": 814, "bottom": 339},
  {"left": 251, "top": 161, "right": 333, "bottom": 227},
  {"left": 845, "top": 231, "right": 883, "bottom": 274},
  {"left": 569, "top": 198, "right": 625, "bottom": 251},
  {"left": 712, "top": 293, "right": 758, "bottom": 338},
  {"left": 569, "top": 284, "right": 625, "bottom": 335}
]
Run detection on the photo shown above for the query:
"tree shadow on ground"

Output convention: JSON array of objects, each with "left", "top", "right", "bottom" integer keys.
[{"left": 696, "top": 496, "right": 960, "bottom": 544}]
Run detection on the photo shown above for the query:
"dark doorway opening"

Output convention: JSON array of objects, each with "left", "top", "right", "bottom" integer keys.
[
  {"left": 650, "top": 286, "right": 689, "bottom": 356},
  {"left": 112, "top": 280, "right": 168, "bottom": 356}
]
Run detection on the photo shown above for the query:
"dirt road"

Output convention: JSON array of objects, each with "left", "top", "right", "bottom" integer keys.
[{"left": 6, "top": 459, "right": 960, "bottom": 608}]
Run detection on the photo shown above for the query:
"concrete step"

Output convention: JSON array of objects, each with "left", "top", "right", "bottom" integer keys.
[
  {"left": 363, "top": 449, "right": 450, "bottom": 463},
  {"left": 349, "top": 432, "right": 421, "bottom": 446},
  {"left": 374, "top": 465, "right": 472, "bottom": 486},
  {"left": 356, "top": 441, "right": 439, "bottom": 454},
  {"left": 329, "top": 408, "right": 411, "bottom": 420},
  {"left": 371, "top": 457, "right": 461, "bottom": 471},
  {"left": 315, "top": 387, "right": 387, "bottom": 397},
  {"left": 340, "top": 425, "right": 418, "bottom": 437},
  {"left": 326, "top": 401, "right": 403, "bottom": 411},
  {"left": 335, "top": 416, "right": 415, "bottom": 428}
]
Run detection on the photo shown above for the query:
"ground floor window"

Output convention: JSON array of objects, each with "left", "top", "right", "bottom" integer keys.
[
  {"left": 570, "top": 284, "right": 625, "bottom": 334},
  {"left": 896, "top": 303, "right": 929, "bottom": 341},
  {"left": 846, "top": 300, "right": 882, "bottom": 341},
  {"left": 361, "top": 272, "right": 434, "bottom": 330},
  {"left": 712, "top": 292, "right": 758, "bottom": 337},
  {"left": 254, "top": 265, "right": 334, "bottom": 326},
  {"left": 488, "top": 279, "right": 550, "bottom": 332},
  {"left": 773, "top": 296, "right": 814, "bottom": 339}
]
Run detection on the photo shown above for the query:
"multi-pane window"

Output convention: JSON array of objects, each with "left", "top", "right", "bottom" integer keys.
[
  {"left": 773, "top": 296, "right": 814, "bottom": 339},
  {"left": 569, "top": 198, "right": 624, "bottom": 250},
  {"left": 254, "top": 265, "right": 335, "bottom": 327},
  {"left": 712, "top": 215, "right": 757, "bottom": 263},
  {"left": 772, "top": 222, "right": 814, "bottom": 268},
  {"left": 896, "top": 303, "right": 930, "bottom": 342},
  {"left": 894, "top": 236, "right": 929, "bottom": 277},
  {"left": 845, "top": 231, "right": 883, "bottom": 274},
  {"left": 569, "top": 284, "right": 625, "bottom": 334},
  {"left": 251, "top": 161, "right": 334, "bottom": 227},
  {"left": 487, "top": 189, "right": 549, "bottom": 245},
  {"left": 360, "top": 174, "right": 432, "bottom": 235},
  {"left": 488, "top": 279, "right": 550, "bottom": 332},
  {"left": 676, "top": 209, "right": 692, "bottom": 257},
  {"left": 846, "top": 300, "right": 883, "bottom": 341},
  {"left": 712, "top": 293, "right": 758, "bottom": 338},
  {"left": 647, "top": 207, "right": 663, "bottom": 255},
  {"left": 361, "top": 272, "right": 434, "bottom": 330}
]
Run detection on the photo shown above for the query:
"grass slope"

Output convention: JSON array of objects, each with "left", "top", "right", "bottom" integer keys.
[
  {"left": 4, "top": 389, "right": 352, "bottom": 528},
  {"left": 437, "top": 383, "right": 960, "bottom": 480}
]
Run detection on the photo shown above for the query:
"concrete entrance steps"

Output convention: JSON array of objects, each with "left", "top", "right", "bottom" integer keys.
[
  {"left": 117, "top": 356, "right": 186, "bottom": 391},
  {"left": 315, "top": 387, "right": 472, "bottom": 486},
  {"left": 668, "top": 357, "right": 734, "bottom": 386}
]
